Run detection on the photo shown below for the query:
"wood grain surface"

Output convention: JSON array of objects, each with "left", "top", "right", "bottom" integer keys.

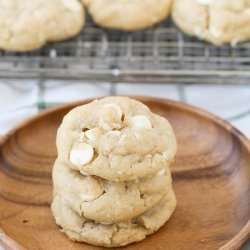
[{"left": 0, "top": 97, "right": 249, "bottom": 250}]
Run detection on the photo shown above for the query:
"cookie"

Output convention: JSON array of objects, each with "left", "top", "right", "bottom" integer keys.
[
  {"left": 0, "top": 0, "right": 84, "bottom": 51},
  {"left": 82, "top": 0, "right": 173, "bottom": 31},
  {"left": 52, "top": 159, "right": 173, "bottom": 222},
  {"left": 172, "top": 0, "right": 250, "bottom": 45},
  {"left": 51, "top": 189, "right": 176, "bottom": 247},
  {"left": 56, "top": 96, "right": 177, "bottom": 181}
]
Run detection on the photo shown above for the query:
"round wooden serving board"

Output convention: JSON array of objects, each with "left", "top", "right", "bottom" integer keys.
[{"left": 0, "top": 97, "right": 249, "bottom": 250}]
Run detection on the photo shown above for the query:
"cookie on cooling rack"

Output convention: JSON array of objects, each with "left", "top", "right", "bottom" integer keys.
[
  {"left": 51, "top": 188, "right": 176, "bottom": 247},
  {"left": 0, "top": 0, "right": 85, "bottom": 52},
  {"left": 56, "top": 96, "right": 177, "bottom": 181},
  {"left": 82, "top": 0, "right": 173, "bottom": 31},
  {"left": 172, "top": 0, "right": 250, "bottom": 45},
  {"left": 52, "top": 159, "right": 173, "bottom": 222}
]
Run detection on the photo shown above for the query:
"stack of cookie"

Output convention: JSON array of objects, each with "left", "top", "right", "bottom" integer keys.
[{"left": 51, "top": 96, "right": 177, "bottom": 247}]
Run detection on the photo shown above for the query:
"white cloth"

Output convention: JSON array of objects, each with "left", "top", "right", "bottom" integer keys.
[{"left": 0, "top": 81, "right": 250, "bottom": 138}]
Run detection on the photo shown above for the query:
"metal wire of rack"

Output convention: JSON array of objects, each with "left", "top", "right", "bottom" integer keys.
[{"left": 0, "top": 18, "right": 250, "bottom": 84}]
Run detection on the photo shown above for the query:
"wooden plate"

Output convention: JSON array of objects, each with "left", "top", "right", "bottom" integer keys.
[{"left": 0, "top": 97, "right": 249, "bottom": 250}]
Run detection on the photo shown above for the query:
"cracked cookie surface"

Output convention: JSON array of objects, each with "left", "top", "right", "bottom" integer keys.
[
  {"left": 56, "top": 96, "right": 177, "bottom": 181},
  {"left": 51, "top": 188, "right": 176, "bottom": 247},
  {"left": 52, "top": 159, "right": 173, "bottom": 222},
  {"left": 82, "top": 0, "right": 173, "bottom": 31},
  {"left": 0, "top": 0, "right": 84, "bottom": 51},
  {"left": 172, "top": 0, "right": 250, "bottom": 45}
]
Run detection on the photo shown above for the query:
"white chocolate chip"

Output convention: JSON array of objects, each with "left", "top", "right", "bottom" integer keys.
[
  {"left": 209, "top": 26, "right": 222, "bottom": 38},
  {"left": 70, "top": 143, "right": 94, "bottom": 166},
  {"left": 79, "top": 194, "right": 96, "bottom": 202},
  {"left": 63, "top": 0, "right": 81, "bottom": 11},
  {"left": 157, "top": 168, "right": 166, "bottom": 176},
  {"left": 194, "top": 26, "right": 204, "bottom": 39},
  {"left": 80, "top": 170, "right": 90, "bottom": 176},
  {"left": 103, "top": 104, "right": 122, "bottom": 118},
  {"left": 130, "top": 115, "right": 152, "bottom": 129},
  {"left": 85, "top": 128, "right": 102, "bottom": 141},
  {"left": 99, "top": 104, "right": 123, "bottom": 130},
  {"left": 99, "top": 221, "right": 113, "bottom": 225},
  {"left": 163, "top": 151, "right": 168, "bottom": 161}
]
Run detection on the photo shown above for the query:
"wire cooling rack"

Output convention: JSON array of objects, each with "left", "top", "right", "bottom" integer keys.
[{"left": 0, "top": 18, "right": 250, "bottom": 84}]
